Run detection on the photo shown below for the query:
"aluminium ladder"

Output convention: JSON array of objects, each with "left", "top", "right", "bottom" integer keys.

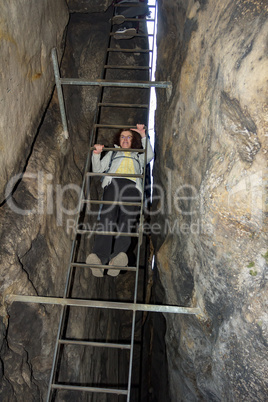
[
  {"left": 8, "top": 2, "right": 203, "bottom": 401},
  {"left": 50, "top": 3, "right": 164, "bottom": 400}
]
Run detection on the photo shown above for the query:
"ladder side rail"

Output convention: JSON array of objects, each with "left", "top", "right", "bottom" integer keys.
[
  {"left": 132, "top": 0, "right": 157, "bottom": 300},
  {"left": 125, "top": 120, "right": 150, "bottom": 402},
  {"left": 127, "top": 2, "right": 158, "bottom": 397},
  {"left": 126, "top": 6, "right": 155, "bottom": 396},
  {"left": 150, "top": 0, "right": 158, "bottom": 78},
  {"left": 46, "top": 304, "right": 66, "bottom": 402},
  {"left": 134, "top": 4, "right": 157, "bottom": 400},
  {"left": 127, "top": 310, "right": 137, "bottom": 401}
]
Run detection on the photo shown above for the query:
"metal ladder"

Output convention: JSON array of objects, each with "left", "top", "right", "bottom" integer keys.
[{"left": 8, "top": 2, "right": 203, "bottom": 401}]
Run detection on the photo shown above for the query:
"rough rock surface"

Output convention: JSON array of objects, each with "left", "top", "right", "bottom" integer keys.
[
  {"left": 151, "top": 0, "right": 268, "bottom": 400},
  {"left": 67, "top": 0, "right": 112, "bottom": 13},
  {"left": 0, "top": 0, "right": 69, "bottom": 204}
]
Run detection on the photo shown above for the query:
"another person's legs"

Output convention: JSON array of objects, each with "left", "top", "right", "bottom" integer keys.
[
  {"left": 117, "top": 3, "right": 148, "bottom": 18},
  {"left": 113, "top": 2, "right": 149, "bottom": 39},
  {"left": 114, "top": 1, "right": 149, "bottom": 19}
]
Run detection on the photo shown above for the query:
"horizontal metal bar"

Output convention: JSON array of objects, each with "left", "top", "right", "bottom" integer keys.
[
  {"left": 86, "top": 172, "right": 143, "bottom": 178},
  {"left": 71, "top": 262, "right": 137, "bottom": 271},
  {"left": 89, "top": 146, "right": 145, "bottom": 153},
  {"left": 51, "top": 384, "right": 128, "bottom": 395},
  {"left": 51, "top": 48, "right": 69, "bottom": 139},
  {"left": 59, "top": 339, "right": 131, "bottom": 349},
  {"left": 115, "top": 3, "right": 156, "bottom": 7},
  {"left": 104, "top": 65, "right": 151, "bottom": 70},
  {"left": 107, "top": 48, "right": 151, "bottom": 53},
  {"left": 98, "top": 102, "right": 149, "bottom": 108},
  {"left": 95, "top": 123, "right": 145, "bottom": 129},
  {"left": 8, "top": 295, "right": 202, "bottom": 315},
  {"left": 113, "top": 17, "right": 155, "bottom": 22},
  {"left": 82, "top": 199, "right": 141, "bottom": 206},
  {"left": 76, "top": 229, "right": 139, "bottom": 237},
  {"left": 110, "top": 32, "right": 153, "bottom": 38},
  {"left": 60, "top": 78, "right": 170, "bottom": 89}
]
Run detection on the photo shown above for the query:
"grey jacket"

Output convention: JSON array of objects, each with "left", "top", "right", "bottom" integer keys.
[{"left": 92, "top": 137, "right": 154, "bottom": 193}]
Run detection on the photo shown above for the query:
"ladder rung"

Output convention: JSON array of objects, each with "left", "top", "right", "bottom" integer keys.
[
  {"left": 82, "top": 199, "right": 142, "bottom": 206},
  {"left": 61, "top": 78, "right": 168, "bottom": 88},
  {"left": 51, "top": 384, "right": 128, "bottom": 395},
  {"left": 76, "top": 229, "right": 139, "bottom": 237},
  {"left": 107, "top": 48, "right": 151, "bottom": 53},
  {"left": 89, "top": 146, "right": 145, "bottom": 153},
  {"left": 104, "top": 65, "right": 151, "bottom": 70},
  {"left": 58, "top": 339, "right": 131, "bottom": 349},
  {"left": 71, "top": 262, "right": 137, "bottom": 271},
  {"left": 110, "top": 32, "right": 153, "bottom": 38},
  {"left": 98, "top": 102, "right": 149, "bottom": 108},
  {"left": 95, "top": 123, "right": 145, "bottom": 129},
  {"left": 115, "top": 3, "right": 156, "bottom": 8},
  {"left": 86, "top": 172, "right": 143, "bottom": 178},
  {"left": 112, "top": 17, "right": 155, "bottom": 25},
  {"left": 113, "top": 17, "right": 155, "bottom": 22}
]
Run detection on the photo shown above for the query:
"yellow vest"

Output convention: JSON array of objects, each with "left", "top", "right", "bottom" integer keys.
[{"left": 115, "top": 152, "right": 136, "bottom": 182}]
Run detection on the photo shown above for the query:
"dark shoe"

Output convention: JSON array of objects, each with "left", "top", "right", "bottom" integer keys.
[
  {"left": 86, "top": 253, "right": 104, "bottom": 277},
  {"left": 107, "top": 252, "right": 128, "bottom": 276},
  {"left": 114, "top": 27, "right": 136, "bottom": 40}
]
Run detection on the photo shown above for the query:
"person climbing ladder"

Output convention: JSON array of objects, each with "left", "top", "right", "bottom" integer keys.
[
  {"left": 113, "top": 0, "right": 150, "bottom": 39},
  {"left": 87, "top": 124, "right": 154, "bottom": 277}
]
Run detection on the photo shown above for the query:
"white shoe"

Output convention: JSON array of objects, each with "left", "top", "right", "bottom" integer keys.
[
  {"left": 114, "top": 27, "right": 136, "bottom": 40},
  {"left": 112, "top": 14, "right": 125, "bottom": 25},
  {"left": 86, "top": 253, "right": 104, "bottom": 277},
  {"left": 107, "top": 252, "right": 128, "bottom": 276}
]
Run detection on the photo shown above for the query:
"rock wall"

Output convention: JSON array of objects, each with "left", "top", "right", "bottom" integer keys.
[
  {"left": 152, "top": 0, "right": 268, "bottom": 400},
  {"left": 67, "top": 0, "right": 112, "bottom": 13},
  {"left": 0, "top": 0, "right": 69, "bottom": 204}
]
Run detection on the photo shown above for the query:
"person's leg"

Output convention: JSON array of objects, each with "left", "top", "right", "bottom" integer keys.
[
  {"left": 107, "top": 180, "right": 141, "bottom": 276},
  {"left": 92, "top": 180, "right": 120, "bottom": 265},
  {"left": 113, "top": 2, "right": 148, "bottom": 38},
  {"left": 116, "top": 3, "right": 148, "bottom": 19},
  {"left": 107, "top": 179, "right": 140, "bottom": 276},
  {"left": 111, "top": 180, "right": 141, "bottom": 259}
]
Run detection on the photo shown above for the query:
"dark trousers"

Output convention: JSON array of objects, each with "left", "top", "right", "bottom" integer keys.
[
  {"left": 115, "top": 2, "right": 149, "bottom": 30},
  {"left": 93, "top": 179, "right": 141, "bottom": 264}
]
